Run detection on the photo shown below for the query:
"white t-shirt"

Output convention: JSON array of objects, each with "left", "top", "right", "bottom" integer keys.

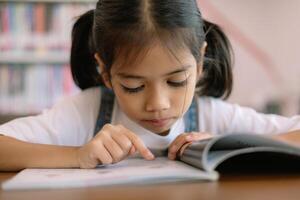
[{"left": 0, "top": 87, "right": 300, "bottom": 149}]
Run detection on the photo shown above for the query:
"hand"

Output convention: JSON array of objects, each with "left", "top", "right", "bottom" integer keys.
[
  {"left": 272, "top": 130, "right": 300, "bottom": 145},
  {"left": 168, "top": 132, "right": 213, "bottom": 160},
  {"left": 77, "top": 124, "right": 155, "bottom": 169}
]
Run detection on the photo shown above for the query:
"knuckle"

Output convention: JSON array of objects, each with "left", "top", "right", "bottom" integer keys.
[
  {"left": 183, "top": 135, "right": 191, "bottom": 141},
  {"left": 102, "top": 157, "right": 113, "bottom": 165},
  {"left": 101, "top": 130, "right": 114, "bottom": 139},
  {"left": 179, "top": 133, "right": 188, "bottom": 139},
  {"left": 130, "top": 134, "right": 141, "bottom": 144},
  {"left": 123, "top": 140, "right": 132, "bottom": 150},
  {"left": 190, "top": 132, "right": 198, "bottom": 136},
  {"left": 175, "top": 134, "right": 183, "bottom": 140},
  {"left": 115, "top": 152, "right": 125, "bottom": 162},
  {"left": 134, "top": 136, "right": 143, "bottom": 145},
  {"left": 90, "top": 140, "right": 101, "bottom": 149},
  {"left": 98, "top": 132, "right": 109, "bottom": 142},
  {"left": 120, "top": 150, "right": 126, "bottom": 158},
  {"left": 116, "top": 124, "right": 125, "bottom": 130},
  {"left": 184, "top": 134, "right": 190, "bottom": 139},
  {"left": 103, "top": 123, "right": 113, "bottom": 130}
]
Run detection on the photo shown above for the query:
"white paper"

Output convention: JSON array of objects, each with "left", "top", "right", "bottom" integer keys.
[{"left": 1, "top": 157, "right": 218, "bottom": 190}]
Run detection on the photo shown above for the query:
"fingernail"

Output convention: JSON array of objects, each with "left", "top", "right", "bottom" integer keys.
[
  {"left": 186, "top": 135, "right": 193, "bottom": 140},
  {"left": 147, "top": 152, "right": 155, "bottom": 159}
]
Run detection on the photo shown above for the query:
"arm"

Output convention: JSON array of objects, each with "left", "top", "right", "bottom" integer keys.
[
  {"left": 0, "top": 124, "right": 154, "bottom": 172},
  {"left": 272, "top": 129, "right": 300, "bottom": 145},
  {"left": 0, "top": 89, "right": 104, "bottom": 171},
  {"left": 0, "top": 89, "right": 102, "bottom": 172},
  {"left": 201, "top": 98, "right": 300, "bottom": 137},
  {"left": 0, "top": 135, "right": 79, "bottom": 172}
]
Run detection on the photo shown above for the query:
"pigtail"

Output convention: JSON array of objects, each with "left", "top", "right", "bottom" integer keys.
[
  {"left": 71, "top": 10, "right": 101, "bottom": 90},
  {"left": 197, "top": 20, "right": 233, "bottom": 99}
]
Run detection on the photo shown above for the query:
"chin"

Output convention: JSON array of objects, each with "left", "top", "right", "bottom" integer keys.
[
  {"left": 140, "top": 122, "right": 173, "bottom": 135},
  {"left": 132, "top": 116, "right": 177, "bottom": 135}
]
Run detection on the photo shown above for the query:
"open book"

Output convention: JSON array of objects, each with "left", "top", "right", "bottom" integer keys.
[{"left": 2, "top": 133, "right": 300, "bottom": 190}]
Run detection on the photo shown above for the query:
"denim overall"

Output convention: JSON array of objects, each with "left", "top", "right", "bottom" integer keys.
[{"left": 94, "top": 87, "right": 199, "bottom": 136}]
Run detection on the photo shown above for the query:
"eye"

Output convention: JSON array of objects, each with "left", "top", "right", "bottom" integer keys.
[
  {"left": 167, "top": 80, "right": 188, "bottom": 87},
  {"left": 121, "top": 85, "right": 144, "bottom": 93}
]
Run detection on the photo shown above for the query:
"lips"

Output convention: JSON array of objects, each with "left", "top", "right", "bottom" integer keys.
[{"left": 142, "top": 117, "right": 173, "bottom": 128}]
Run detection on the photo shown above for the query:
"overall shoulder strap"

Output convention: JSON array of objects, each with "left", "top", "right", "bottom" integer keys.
[
  {"left": 183, "top": 96, "right": 199, "bottom": 132},
  {"left": 94, "top": 87, "right": 115, "bottom": 136}
]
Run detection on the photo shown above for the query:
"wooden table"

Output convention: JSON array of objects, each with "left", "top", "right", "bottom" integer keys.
[{"left": 1, "top": 172, "right": 300, "bottom": 200}]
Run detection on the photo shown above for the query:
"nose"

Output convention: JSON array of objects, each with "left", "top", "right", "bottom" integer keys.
[{"left": 145, "top": 87, "right": 170, "bottom": 112}]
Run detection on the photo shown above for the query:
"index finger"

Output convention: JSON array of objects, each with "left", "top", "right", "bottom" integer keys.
[{"left": 123, "top": 129, "right": 155, "bottom": 160}]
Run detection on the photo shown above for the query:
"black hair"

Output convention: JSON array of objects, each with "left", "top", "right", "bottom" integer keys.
[{"left": 71, "top": 0, "right": 233, "bottom": 99}]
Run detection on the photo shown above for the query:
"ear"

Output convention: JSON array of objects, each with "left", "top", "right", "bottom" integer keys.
[
  {"left": 196, "top": 41, "right": 207, "bottom": 81},
  {"left": 94, "top": 53, "right": 113, "bottom": 89}
]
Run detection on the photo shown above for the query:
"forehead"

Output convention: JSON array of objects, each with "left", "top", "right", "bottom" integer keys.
[{"left": 111, "top": 43, "right": 197, "bottom": 77}]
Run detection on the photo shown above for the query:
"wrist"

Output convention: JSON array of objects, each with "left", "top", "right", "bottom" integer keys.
[{"left": 71, "top": 147, "right": 81, "bottom": 168}]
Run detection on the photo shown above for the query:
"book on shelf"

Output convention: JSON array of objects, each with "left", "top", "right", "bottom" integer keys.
[
  {"left": 0, "top": 64, "right": 79, "bottom": 114},
  {"left": 0, "top": 0, "right": 97, "bottom": 3},
  {"left": 2, "top": 133, "right": 300, "bottom": 190},
  {"left": 0, "top": 1, "right": 93, "bottom": 114},
  {"left": 0, "top": 1, "right": 95, "bottom": 53}
]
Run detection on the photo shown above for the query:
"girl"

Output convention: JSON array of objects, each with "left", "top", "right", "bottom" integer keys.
[{"left": 0, "top": 0, "right": 300, "bottom": 171}]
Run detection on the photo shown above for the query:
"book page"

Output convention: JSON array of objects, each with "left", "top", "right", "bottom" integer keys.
[
  {"left": 204, "top": 134, "right": 300, "bottom": 171},
  {"left": 1, "top": 157, "right": 218, "bottom": 190},
  {"left": 180, "top": 138, "right": 212, "bottom": 170},
  {"left": 179, "top": 133, "right": 300, "bottom": 172}
]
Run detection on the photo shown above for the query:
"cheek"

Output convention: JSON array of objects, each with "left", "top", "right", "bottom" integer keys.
[
  {"left": 113, "top": 88, "right": 143, "bottom": 116},
  {"left": 174, "top": 74, "right": 197, "bottom": 114},
  {"left": 188, "top": 74, "right": 197, "bottom": 96}
]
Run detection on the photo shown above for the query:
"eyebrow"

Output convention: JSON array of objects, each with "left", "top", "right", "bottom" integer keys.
[{"left": 117, "top": 65, "right": 192, "bottom": 79}]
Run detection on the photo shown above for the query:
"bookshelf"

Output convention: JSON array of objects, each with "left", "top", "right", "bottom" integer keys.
[
  {"left": 0, "top": 0, "right": 96, "bottom": 122},
  {"left": 0, "top": 52, "right": 69, "bottom": 64},
  {"left": 0, "top": 0, "right": 97, "bottom": 3}
]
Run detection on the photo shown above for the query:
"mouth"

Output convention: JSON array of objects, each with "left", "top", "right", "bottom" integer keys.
[{"left": 141, "top": 117, "right": 173, "bottom": 128}]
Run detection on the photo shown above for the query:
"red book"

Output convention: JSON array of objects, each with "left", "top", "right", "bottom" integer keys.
[{"left": 34, "top": 3, "right": 45, "bottom": 34}]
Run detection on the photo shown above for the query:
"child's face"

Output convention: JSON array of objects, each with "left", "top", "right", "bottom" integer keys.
[{"left": 96, "top": 43, "right": 203, "bottom": 136}]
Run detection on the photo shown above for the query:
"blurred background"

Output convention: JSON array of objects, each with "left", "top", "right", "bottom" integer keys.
[{"left": 0, "top": 0, "right": 299, "bottom": 124}]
